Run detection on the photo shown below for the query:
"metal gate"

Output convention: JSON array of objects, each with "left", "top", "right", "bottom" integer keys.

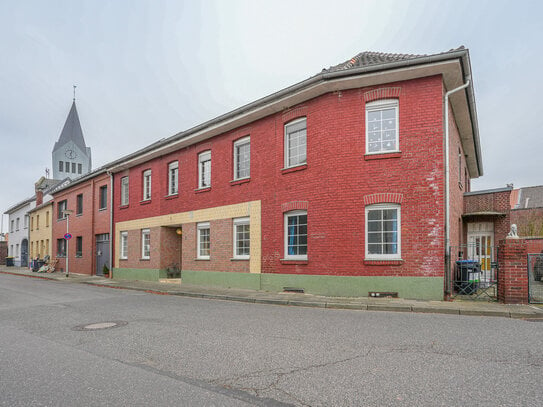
[
  {"left": 447, "top": 244, "right": 499, "bottom": 300},
  {"left": 528, "top": 253, "right": 543, "bottom": 303}
]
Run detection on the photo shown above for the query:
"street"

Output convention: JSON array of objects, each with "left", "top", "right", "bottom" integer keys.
[{"left": 1, "top": 273, "right": 542, "bottom": 406}]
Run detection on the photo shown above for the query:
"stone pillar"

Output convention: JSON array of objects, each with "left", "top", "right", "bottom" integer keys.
[{"left": 497, "top": 238, "right": 528, "bottom": 304}]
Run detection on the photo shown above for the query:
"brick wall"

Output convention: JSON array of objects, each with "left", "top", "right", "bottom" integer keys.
[
  {"left": 0, "top": 241, "right": 7, "bottom": 265},
  {"left": 463, "top": 189, "right": 511, "bottom": 243},
  {"left": 510, "top": 207, "right": 543, "bottom": 237},
  {"left": 114, "top": 75, "right": 453, "bottom": 278},
  {"left": 53, "top": 173, "right": 110, "bottom": 275},
  {"left": 497, "top": 238, "right": 528, "bottom": 304},
  {"left": 526, "top": 237, "right": 543, "bottom": 254}
]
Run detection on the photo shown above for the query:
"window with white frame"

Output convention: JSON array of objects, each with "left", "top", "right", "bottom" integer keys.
[
  {"left": 366, "top": 99, "right": 399, "bottom": 154},
  {"left": 233, "top": 137, "right": 250, "bottom": 180},
  {"left": 284, "top": 118, "right": 307, "bottom": 168},
  {"left": 233, "top": 217, "right": 250, "bottom": 259},
  {"left": 57, "top": 200, "right": 67, "bottom": 219},
  {"left": 284, "top": 210, "right": 307, "bottom": 260},
  {"left": 143, "top": 170, "right": 152, "bottom": 201},
  {"left": 198, "top": 151, "right": 211, "bottom": 189},
  {"left": 168, "top": 161, "right": 179, "bottom": 195},
  {"left": 197, "top": 222, "right": 210, "bottom": 259},
  {"left": 120, "top": 231, "right": 128, "bottom": 259},
  {"left": 10, "top": 220, "right": 14, "bottom": 233},
  {"left": 141, "top": 229, "right": 150, "bottom": 259},
  {"left": 121, "top": 176, "right": 129, "bottom": 206},
  {"left": 365, "top": 204, "right": 401, "bottom": 259}
]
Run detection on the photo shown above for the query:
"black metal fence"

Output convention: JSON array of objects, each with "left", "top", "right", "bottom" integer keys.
[
  {"left": 528, "top": 253, "right": 543, "bottom": 303},
  {"left": 447, "top": 245, "right": 499, "bottom": 301}
]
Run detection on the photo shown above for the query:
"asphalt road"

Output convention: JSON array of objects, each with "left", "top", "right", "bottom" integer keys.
[{"left": 1, "top": 273, "right": 542, "bottom": 407}]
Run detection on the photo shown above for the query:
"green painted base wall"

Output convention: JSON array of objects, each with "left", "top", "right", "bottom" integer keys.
[
  {"left": 112, "top": 267, "right": 167, "bottom": 282},
  {"left": 181, "top": 270, "right": 444, "bottom": 300}
]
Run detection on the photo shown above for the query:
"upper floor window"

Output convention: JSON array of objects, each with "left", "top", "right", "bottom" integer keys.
[
  {"left": 365, "top": 204, "right": 401, "bottom": 260},
  {"left": 16, "top": 217, "right": 20, "bottom": 231},
  {"left": 57, "top": 200, "right": 67, "bottom": 219},
  {"left": 71, "top": 162, "right": 76, "bottom": 173},
  {"left": 36, "top": 215, "right": 40, "bottom": 230},
  {"left": 168, "top": 161, "right": 179, "bottom": 195},
  {"left": 121, "top": 176, "right": 129, "bottom": 206},
  {"left": 78, "top": 163, "right": 82, "bottom": 174},
  {"left": 233, "top": 137, "right": 250, "bottom": 180},
  {"left": 24, "top": 215, "right": 28, "bottom": 229},
  {"left": 143, "top": 170, "right": 152, "bottom": 201},
  {"left": 198, "top": 151, "right": 211, "bottom": 189},
  {"left": 284, "top": 118, "right": 307, "bottom": 168},
  {"left": 45, "top": 211, "right": 49, "bottom": 227},
  {"left": 99, "top": 186, "right": 107, "bottom": 210},
  {"left": 65, "top": 161, "right": 70, "bottom": 173},
  {"left": 59, "top": 161, "right": 64, "bottom": 172},
  {"left": 10, "top": 220, "right": 14, "bottom": 233},
  {"left": 284, "top": 210, "right": 307, "bottom": 260},
  {"left": 366, "top": 99, "right": 399, "bottom": 154},
  {"left": 120, "top": 231, "right": 128, "bottom": 259},
  {"left": 76, "top": 194, "right": 83, "bottom": 215}
]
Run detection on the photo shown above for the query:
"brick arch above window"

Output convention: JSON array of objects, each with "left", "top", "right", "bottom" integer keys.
[
  {"left": 282, "top": 106, "right": 308, "bottom": 123},
  {"left": 281, "top": 201, "right": 309, "bottom": 213},
  {"left": 363, "top": 87, "right": 402, "bottom": 103},
  {"left": 363, "top": 193, "right": 403, "bottom": 206}
]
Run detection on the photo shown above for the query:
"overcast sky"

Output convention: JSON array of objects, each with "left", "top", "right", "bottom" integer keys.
[{"left": 1, "top": 0, "right": 542, "bottom": 232}]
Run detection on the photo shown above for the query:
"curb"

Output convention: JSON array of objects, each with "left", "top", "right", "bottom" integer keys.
[{"left": 3, "top": 270, "right": 543, "bottom": 320}]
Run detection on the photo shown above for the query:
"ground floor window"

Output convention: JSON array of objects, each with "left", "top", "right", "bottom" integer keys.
[
  {"left": 57, "top": 239, "right": 66, "bottom": 257},
  {"left": 365, "top": 204, "right": 401, "bottom": 259},
  {"left": 120, "top": 232, "right": 128, "bottom": 259},
  {"left": 197, "top": 222, "right": 210, "bottom": 259},
  {"left": 233, "top": 217, "right": 250, "bottom": 259},
  {"left": 76, "top": 236, "right": 82, "bottom": 257},
  {"left": 284, "top": 210, "right": 307, "bottom": 260},
  {"left": 141, "top": 229, "right": 150, "bottom": 259}
]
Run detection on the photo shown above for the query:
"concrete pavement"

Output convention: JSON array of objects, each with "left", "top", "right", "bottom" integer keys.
[{"left": 1, "top": 266, "right": 542, "bottom": 319}]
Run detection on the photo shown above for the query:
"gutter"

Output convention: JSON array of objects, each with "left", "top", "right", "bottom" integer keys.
[{"left": 107, "top": 171, "right": 113, "bottom": 278}]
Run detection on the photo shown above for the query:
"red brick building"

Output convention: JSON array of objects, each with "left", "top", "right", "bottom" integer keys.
[
  {"left": 52, "top": 170, "right": 111, "bottom": 276},
  {"left": 106, "top": 47, "right": 482, "bottom": 300}
]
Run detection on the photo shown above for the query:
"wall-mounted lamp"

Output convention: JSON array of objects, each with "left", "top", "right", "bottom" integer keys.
[{"left": 176, "top": 228, "right": 182, "bottom": 236}]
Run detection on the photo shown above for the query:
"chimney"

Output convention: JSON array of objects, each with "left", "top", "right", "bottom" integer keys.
[{"left": 36, "top": 190, "right": 43, "bottom": 206}]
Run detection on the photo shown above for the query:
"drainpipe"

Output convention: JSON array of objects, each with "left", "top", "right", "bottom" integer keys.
[
  {"left": 107, "top": 171, "right": 113, "bottom": 278},
  {"left": 444, "top": 77, "right": 470, "bottom": 294}
]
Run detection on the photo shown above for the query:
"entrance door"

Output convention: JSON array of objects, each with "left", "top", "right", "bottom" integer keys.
[
  {"left": 20, "top": 239, "right": 28, "bottom": 268},
  {"left": 95, "top": 234, "right": 110, "bottom": 276},
  {"left": 467, "top": 224, "right": 495, "bottom": 287}
]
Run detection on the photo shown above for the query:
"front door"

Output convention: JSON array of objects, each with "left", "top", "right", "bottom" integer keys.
[
  {"left": 467, "top": 224, "right": 495, "bottom": 287},
  {"left": 20, "top": 239, "right": 28, "bottom": 268},
  {"left": 95, "top": 234, "right": 110, "bottom": 276}
]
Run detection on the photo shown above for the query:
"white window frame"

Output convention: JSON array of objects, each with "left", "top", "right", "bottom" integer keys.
[
  {"left": 121, "top": 176, "right": 129, "bottom": 206},
  {"left": 233, "top": 217, "right": 250, "bottom": 259},
  {"left": 365, "top": 99, "right": 399, "bottom": 155},
  {"left": 284, "top": 210, "right": 308, "bottom": 260},
  {"left": 120, "top": 231, "right": 128, "bottom": 259},
  {"left": 141, "top": 229, "right": 150, "bottom": 259},
  {"left": 365, "top": 203, "right": 401, "bottom": 260},
  {"left": 233, "top": 136, "right": 250, "bottom": 180},
  {"left": 197, "top": 222, "right": 210, "bottom": 260},
  {"left": 143, "top": 170, "right": 152, "bottom": 201},
  {"left": 198, "top": 151, "right": 211, "bottom": 189},
  {"left": 168, "top": 161, "right": 179, "bottom": 195},
  {"left": 284, "top": 117, "right": 307, "bottom": 168}
]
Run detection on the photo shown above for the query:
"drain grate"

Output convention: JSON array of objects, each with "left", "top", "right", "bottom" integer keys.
[
  {"left": 72, "top": 321, "right": 127, "bottom": 331},
  {"left": 524, "top": 318, "right": 543, "bottom": 323}
]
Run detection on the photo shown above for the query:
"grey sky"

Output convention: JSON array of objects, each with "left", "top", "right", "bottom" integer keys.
[{"left": 1, "top": 0, "right": 542, "bottom": 232}]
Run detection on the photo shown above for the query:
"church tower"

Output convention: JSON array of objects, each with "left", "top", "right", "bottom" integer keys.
[{"left": 52, "top": 98, "right": 92, "bottom": 180}]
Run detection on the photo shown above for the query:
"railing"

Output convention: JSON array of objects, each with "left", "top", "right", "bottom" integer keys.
[{"left": 528, "top": 253, "right": 543, "bottom": 303}]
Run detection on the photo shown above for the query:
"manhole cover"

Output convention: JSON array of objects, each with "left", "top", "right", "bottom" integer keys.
[
  {"left": 524, "top": 318, "right": 543, "bottom": 323},
  {"left": 72, "top": 321, "right": 127, "bottom": 331}
]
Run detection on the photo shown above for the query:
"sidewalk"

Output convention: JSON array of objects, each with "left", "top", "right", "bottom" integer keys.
[{"left": 2, "top": 266, "right": 543, "bottom": 319}]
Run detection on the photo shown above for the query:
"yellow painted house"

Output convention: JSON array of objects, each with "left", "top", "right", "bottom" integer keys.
[{"left": 28, "top": 201, "right": 53, "bottom": 260}]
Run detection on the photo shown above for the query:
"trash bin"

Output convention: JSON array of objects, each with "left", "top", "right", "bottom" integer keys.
[
  {"left": 37, "top": 260, "right": 45, "bottom": 270},
  {"left": 455, "top": 260, "right": 481, "bottom": 295},
  {"left": 6, "top": 257, "right": 14, "bottom": 267}
]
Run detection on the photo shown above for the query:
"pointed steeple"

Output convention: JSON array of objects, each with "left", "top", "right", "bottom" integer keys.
[{"left": 53, "top": 101, "right": 88, "bottom": 153}]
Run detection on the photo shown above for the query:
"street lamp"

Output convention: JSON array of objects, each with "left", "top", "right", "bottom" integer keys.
[{"left": 64, "top": 209, "right": 74, "bottom": 277}]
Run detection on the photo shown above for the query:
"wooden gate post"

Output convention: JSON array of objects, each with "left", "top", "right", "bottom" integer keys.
[{"left": 497, "top": 238, "right": 528, "bottom": 304}]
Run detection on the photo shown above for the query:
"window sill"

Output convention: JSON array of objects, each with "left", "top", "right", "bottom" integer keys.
[
  {"left": 364, "top": 151, "right": 402, "bottom": 160},
  {"left": 119, "top": 204, "right": 129, "bottom": 210},
  {"left": 99, "top": 207, "right": 107, "bottom": 212},
  {"left": 140, "top": 258, "right": 150, "bottom": 261},
  {"left": 194, "top": 187, "right": 211, "bottom": 194},
  {"left": 119, "top": 258, "right": 128, "bottom": 261},
  {"left": 76, "top": 213, "right": 83, "bottom": 217},
  {"left": 230, "top": 177, "right": 251, "bottom": 186},
  {"left": 165, "top": 194, "right": 179, "bottom": 200},
  {"left": 458, "top": 181, "right": 463, "bottom": 190},
  {"left": 75, "top": 255, "right": 82, "bottom": 258},
  {"left": 363, "top": 259, "right": 403, "bottom": 266},
  {"left": 139, "top": 200, "right": 152, "bottom": 206},
  {"left": 195, "top": 258, "right": 210, "bottom": 261},
  {"left": 281, "top": 164, "right": 307, "bottom": 175},
  {"left": 231, "top": 257, "right": 250, "bottom": 261},
  {"left": 280, "top": 259, "right": 308, "bottom": 265}
]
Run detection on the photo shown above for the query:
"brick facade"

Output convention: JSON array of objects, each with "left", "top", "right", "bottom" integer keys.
[
  {"left": 510, "top": 207, "right": 543, "bottom": 237},
  {"left": 113, "top": 76, "right": 453, "bottom": 279},
  {"left": 52, "top": 172, "right": 110, "bottom": 275},
  {"left": 463, "top": 188, "right": 511, "bottom": 244},
  {"left": 497, "top": 238, "right": 528, "bottom": 304},
  {"left": 0, "top": 241, "right": 7, "bottom": 265}
]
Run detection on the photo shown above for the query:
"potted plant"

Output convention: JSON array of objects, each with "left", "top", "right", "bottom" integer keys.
[{"left": 102, "top": 264, "right": 110, "bottom": 277}]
